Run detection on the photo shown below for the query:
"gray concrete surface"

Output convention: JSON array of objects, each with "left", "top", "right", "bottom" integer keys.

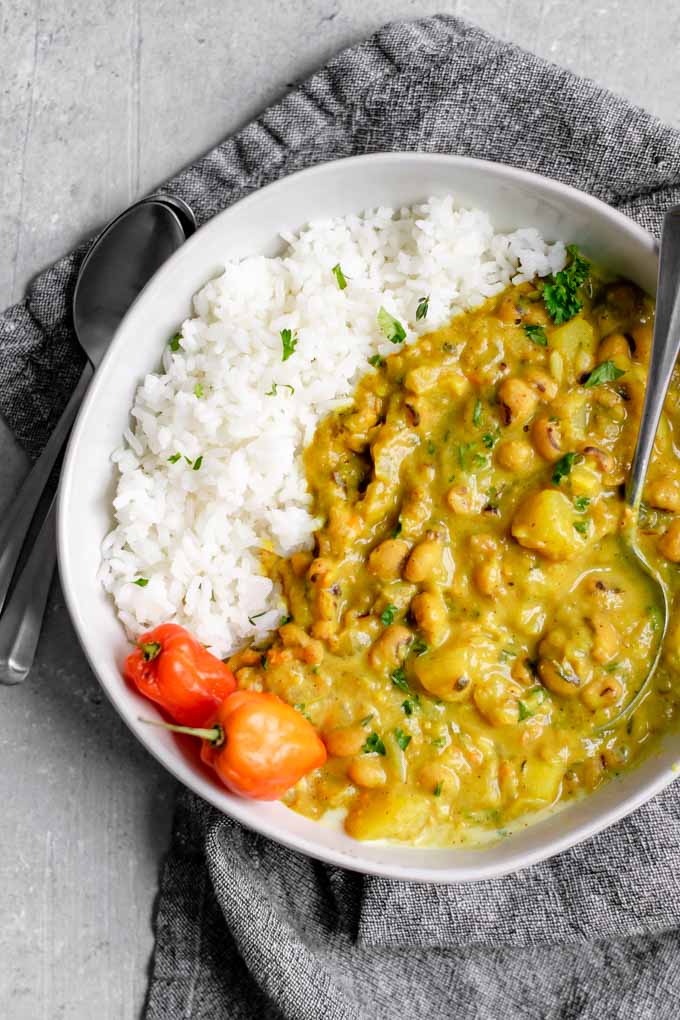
[{"left": 1, "top": 1, "right": 678, "bottom": 1017}]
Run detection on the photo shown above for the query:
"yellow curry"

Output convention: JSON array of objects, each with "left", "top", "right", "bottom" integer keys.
[{"left": 229, "top": 255, "right": 680, "bottom": 847}]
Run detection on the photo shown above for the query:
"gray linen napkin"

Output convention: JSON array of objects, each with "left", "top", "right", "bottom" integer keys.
[{"left": 3, "top": 13, "right": 680, "bottom": 1020}]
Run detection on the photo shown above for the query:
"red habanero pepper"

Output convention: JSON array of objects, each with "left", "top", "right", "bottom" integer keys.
[
  {"left": 146, "top": 690, "right": 327, "bottom": 800},
  {"left": 124, "top": 623, "right": 236, "bottom": 726}
]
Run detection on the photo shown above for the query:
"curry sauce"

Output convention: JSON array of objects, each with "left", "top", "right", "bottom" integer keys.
[{"left": 229, "top": 261, "right": 680, "bottom": 847}]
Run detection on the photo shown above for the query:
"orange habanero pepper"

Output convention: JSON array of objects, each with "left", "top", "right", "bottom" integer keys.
[
  {"left": 124, "top": 623, "right": 236, "bottom": 727},
  {"left": 150, "top": 690, "right": 327, "bottom": 800}
]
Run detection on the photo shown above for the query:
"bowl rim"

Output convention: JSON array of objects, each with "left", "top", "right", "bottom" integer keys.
[{"left": 58, "top": 151, "right": 673, "bottom": 883}]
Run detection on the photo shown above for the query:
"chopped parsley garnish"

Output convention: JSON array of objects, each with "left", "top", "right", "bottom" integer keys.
[
  {"left": 574, "top": 496, "right": 590, "bottom": 513},
  {"left": 362, "top": 732, "right": 386, "bottom": 756},
  {"left": 169, "top": 333, "right": 182, "bottom": 352},
  {"left": 393, "top": 518, "right": 403, "bottom": 538},
  {"left": 368, "top": 354, "right": 385, "bottom": 368},
  {"left": 416, "top": 295, "right": 430, "bottom": 321},
  {"left": 260, "top": 654, "right": 268, "bottom": 670},
  {"left": 433, "top": 782, "right": 443, "bottom": 797},
  {"left": 265, "top": 382, "right": 295, "bottom": 396},
  {"left": 402, "top": 699, "right": 416, "bottom": 716},
  {"left": 193, "top": 455, "right": 203, "bottom": 471},
  {"left": 517, "top": 700, "right": 532, "bottom": 721},
  {"left": 552, "top": 451, "right": 579, "bottom": 485},
  {"left": 279, "top": 615, "right": 293, "bottom": 626},
  {"left": 394, "top": 728, "right": 411, "bottom": 751},
  {"left": 248, "top": 610, "right": 267, "bottom": 625},
  {"left": 377, "top": 306, "right": 407, "bottom": 344},
  {"left": 133, "top": 577, "right": 149, "bottom": 587},
  {"left": 380, "top": 604, "right": 398, "bottom": 626},
  {"left": 391, "top": 667, "right": 410, "bottom": 693},
  {"left": 482, "top": 430, "right": 499, "bottom": 450},
  {"left": 471, "top": 452, "right": 487, "bottom": 469},
  {"left": 542, "top": 245, "right": 590, "bottom": 324},
  {"left": 184, "top": 456, "right": 193, "bottom": 466},
  {"left": 427, "top": 439, "right": 436, "bottom": 455},
  {"left": 573, "top": 520, "right": 589, "bottom": 535},
  {"left": 473, "top": 398, "right": 482, "bottom": 427},
  {"left": 583, "top": 360, "right": 626, "bottom": 388},
  {"left": 280, "top": 328, "right": 298, "bottom": 362},
  {"left": 411, "top": 637, "right": 429, "bottom": 656},
  {"left": 359, "top": 714, "right": 374, "bottom": 727},
  {"left": 524, "top": 323, "right": 548, "bottom": 346},
  {"left": 167, "top": 452, "right": 181, "bottom": 463},
  {"left": 194, "top": 382, "right": 204, "bottom": 398},
  {"left": 332, "top": 263, "right": 348, "bottom": 290},
  {"left": 457, "top": 441, "right": 477, "bottom": 470},
  {"left": 431, "top": 736, "right": 447, "bottom": 748}
]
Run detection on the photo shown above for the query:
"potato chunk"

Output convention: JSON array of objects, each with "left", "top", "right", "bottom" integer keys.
[
  {"left": 511, "top": 489, "right": 583, "bottom": 561},
  {"left": 344, "top": 786, "right": 431, "bottom": 841},
  {"left": 413, "top": 627, "right": 498, "bottom": 701}
]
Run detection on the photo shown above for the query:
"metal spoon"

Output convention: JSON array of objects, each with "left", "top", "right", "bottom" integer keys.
[
  {"left": 598, "top": 205, "right": 680, "bottom": 731},
  {"left": 0, "top": 195, "right": 196, "bottom": 684}
]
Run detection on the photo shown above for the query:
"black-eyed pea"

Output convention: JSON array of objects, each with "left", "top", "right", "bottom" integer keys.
[
  {"left": 446, "top": 484, "right": 477, "bottom": 515},
  {"left": 601, "top": 744, "right": 630, "bottom": 769},
  {"left": 645, "top": 477, "right": 680, "bottom": 513},
  {"left": 234, "top": 666, "right": 264, "bottom": 691},
  {"left": 403, "top": 539, "right": 442, "bottom": 583},
  {"left": 368, "top": 624, "right": 413, "bottom": 671},
  {"left": 307, "top": 557, "right": 334, "bottom": 584},
  {"left": 473, "top": 676, "right": 523, "bottom": 727},
  {"left": 511, "top": 657, "right": 535, "bottom": 686},
  {"left": 659, "top": 519, "right": 680, "bottom": 562},
  {"left": 588, "top": 612, "right": 619, "bottom": 664},
  {"left": 497, "top": 377, "right": 539, "bottom": 425},
  {"left": 495, "top": 438, "right": 536, "bottom": 474},
  {"left": 418, "top": 762, "right": 460, "bottom": 797},
  {"left": 472, "top": 558, "right": 503, "bottom": 598},
  {"left": 597, "top": 332, "right": 631, "bottom": 367},
  {"left": 538, "top": 657, "right": 582, "bottom": 698},
  {"left": 324, "top": 725, "right": 368, "bottom": 758},
  {"left": 348, "top": 757, "right": 387, "bottom": 788},
  {"left": 410, "top": 590, "right": 448, "bottom": 644},
  {"left": 582, "top": 445, "right": 617, "bottom": 477},
  {"left": 367, "top": 539, "right": 411, "bottom": 580},
  {"left": 531, "top": 415, "right": 562, "bottom": 463},
  {"left": 524, "top": 367, "right": 558, "bottom": 402},
  {"left": 311, "top": 620, "right": 338, "bottom": 645},
  {"left": 580, "top": 675, "right": 623, "bottom": 712}
]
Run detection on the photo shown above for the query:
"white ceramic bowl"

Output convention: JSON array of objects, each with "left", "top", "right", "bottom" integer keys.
[{"left": 58, "top": 153, "right": 674, "bottom": 882}]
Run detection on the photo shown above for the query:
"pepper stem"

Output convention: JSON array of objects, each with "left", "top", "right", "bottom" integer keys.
[{"left": 139, "top": 717, "right": 224, "bottom": 745}]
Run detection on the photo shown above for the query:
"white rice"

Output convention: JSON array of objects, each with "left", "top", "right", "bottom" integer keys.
[{"left": 99, "top": 195, "right": 566, "bottom": 657}]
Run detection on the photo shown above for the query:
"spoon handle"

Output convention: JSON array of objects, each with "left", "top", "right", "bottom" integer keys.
[
  {"left": 0, "top": 364, "right": 92, "bottom": 615},
  {"left": 627, "top": 206, "right": 680, "bottom": 510},
  {"left": 0, "top": 494, "right": 56, "bottom": 685}
]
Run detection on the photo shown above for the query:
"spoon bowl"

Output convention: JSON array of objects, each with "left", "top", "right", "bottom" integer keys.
[{"left": 598, "top": 206, "right": 680, "bottom": 731}]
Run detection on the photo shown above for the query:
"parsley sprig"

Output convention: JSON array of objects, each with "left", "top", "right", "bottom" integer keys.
[
  {"left": 378, "top": 307, "right": 406, "bottom": 344},
  {"left": 542, "top": 245, "right": 590, "bottom": 324},
  {"left": 583, "top": 360, "right": 625, "bottom": 388},
  {"left": 280, "top": 328, "right": 298, "bottom": 362}
]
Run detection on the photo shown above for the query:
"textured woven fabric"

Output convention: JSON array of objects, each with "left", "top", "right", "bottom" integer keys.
[{"left": 4, "top": 13, "right": 680, "bottom": 1020}]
